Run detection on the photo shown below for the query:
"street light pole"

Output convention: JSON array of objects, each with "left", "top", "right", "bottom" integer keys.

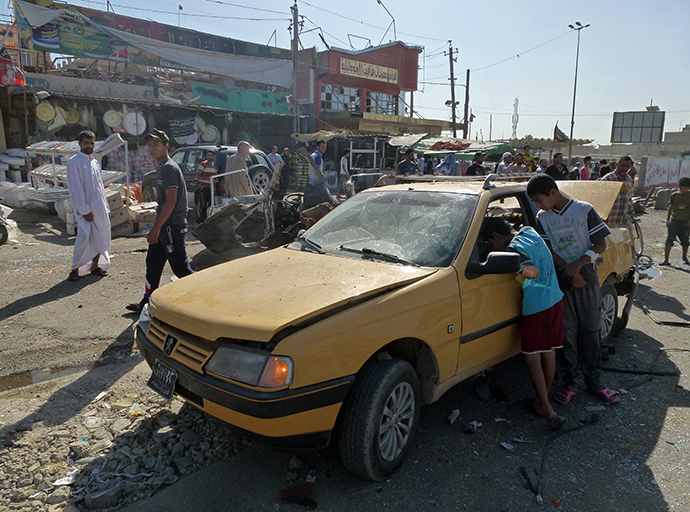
[{"left": 567, "top": 21, "right": 590, "bottom": 169}]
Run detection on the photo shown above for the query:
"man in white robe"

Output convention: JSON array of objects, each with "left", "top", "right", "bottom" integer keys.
[{"left": 66, "top": 130, "right": 111, "bottom": 281}]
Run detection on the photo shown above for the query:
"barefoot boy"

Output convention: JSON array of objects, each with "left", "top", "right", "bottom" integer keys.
[
  {"left": 660, "top": 176, "right": 690, "bottom": 266},
  {"left": 482, "top": 217, "right": 567, "bottom": 430},
  {"left": 527, "top": 174, "right": 619, "bottom": 405}
]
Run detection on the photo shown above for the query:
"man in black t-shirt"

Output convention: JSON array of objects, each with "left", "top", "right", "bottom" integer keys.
[
  {"left": 545, "top": 152, "right": 570, "bottom": 181},
  {"left": 126, "top": 129, "right": 194, "bottom": 313},
  {"left": 466, "top": 152, "right": 486, "bottom": 176}
]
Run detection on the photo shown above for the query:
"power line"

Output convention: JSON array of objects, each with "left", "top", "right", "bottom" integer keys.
[
  {"left": 299, "top": 0, "right": 447, "bottom": 42},
  {"left": 107, "top": 3, "right": 286, "bottom": 20},
  {"left": 201, "top": 0, "right": 287, "bottom": 15},
  {"left": 471, "top": 31, "right": 571, "bottom": 72}
]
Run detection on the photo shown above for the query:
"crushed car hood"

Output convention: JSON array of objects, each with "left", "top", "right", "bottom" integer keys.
[{"left": 150, "top": 247, "right": 437, "bottom": 342}]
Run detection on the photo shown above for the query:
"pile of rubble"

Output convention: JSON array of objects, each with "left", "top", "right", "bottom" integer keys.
[{"left": 0, "top": 387, "right": 249, "bottom": 511}]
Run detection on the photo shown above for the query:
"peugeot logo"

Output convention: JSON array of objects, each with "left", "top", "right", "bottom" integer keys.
[{"left": 163, "top": 335, "right": 178, "bottom": 356}]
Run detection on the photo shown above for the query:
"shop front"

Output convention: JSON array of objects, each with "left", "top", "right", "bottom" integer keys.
[{"left": 313, "top": 42, "right": 448, "bottom": 136}]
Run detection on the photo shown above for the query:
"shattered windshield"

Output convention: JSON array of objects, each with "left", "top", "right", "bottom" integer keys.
[{"left": 291, "top": 190, "right": 478, "bottom": 267}]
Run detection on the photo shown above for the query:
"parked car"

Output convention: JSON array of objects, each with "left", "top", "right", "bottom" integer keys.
[
  {"left": 135, "top": 177, "right": 636, "bottom": 480},
  {"left": 141, "top": 144, "right": 274, "bottom": 209}
]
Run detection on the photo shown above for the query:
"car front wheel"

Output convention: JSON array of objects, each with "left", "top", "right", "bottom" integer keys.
[{"left": 338, "top": 358, "right": 420, "bottom": 481}]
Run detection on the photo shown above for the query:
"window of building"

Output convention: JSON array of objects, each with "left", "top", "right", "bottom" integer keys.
[
  {"left": 321, "top": 85, "right": 361, "bottom": 112},
  {"left": 366, "top": 92, "right": 398, "bottom": 115}
]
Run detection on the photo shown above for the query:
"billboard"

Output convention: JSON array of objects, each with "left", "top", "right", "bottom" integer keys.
[{"left": 611, "top": 111, "right": 665, "bottom": 143}]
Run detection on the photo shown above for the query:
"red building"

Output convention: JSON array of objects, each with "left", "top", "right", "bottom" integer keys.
[{"left": 303, "top": 42, "right": 448, "bottom": 135}]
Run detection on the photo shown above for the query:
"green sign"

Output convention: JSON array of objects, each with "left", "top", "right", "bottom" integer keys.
[{"left": 191, "top": 83, "right": 290, "bottom": 116}]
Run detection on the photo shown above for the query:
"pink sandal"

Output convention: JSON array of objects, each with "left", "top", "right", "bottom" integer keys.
[
  {"left": 554, "top": 388, "right": 577, "bottom": 404},
  {"left": 595, "top": 388, "right": 619, "bottom": 404}
]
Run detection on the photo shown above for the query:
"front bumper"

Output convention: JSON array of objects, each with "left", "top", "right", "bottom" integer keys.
[{"left": 136, "top": 326, "right": 353, "bottom": 449}]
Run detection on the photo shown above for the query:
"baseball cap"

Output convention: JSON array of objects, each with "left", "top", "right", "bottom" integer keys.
[{"left": 145, "top": 129, "right": 170, "bottom": 145}]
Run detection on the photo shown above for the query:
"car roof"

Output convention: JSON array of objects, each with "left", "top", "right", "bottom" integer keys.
[{"left": 366, "top": 177, "right": 528, "bottom": 197}]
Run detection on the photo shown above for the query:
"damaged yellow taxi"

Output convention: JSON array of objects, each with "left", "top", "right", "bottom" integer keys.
[{"left": 135, "top": 176, "right": 636, "bottom": 480}]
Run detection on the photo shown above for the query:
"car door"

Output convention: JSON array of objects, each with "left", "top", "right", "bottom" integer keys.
[{"left": 455, "top": 192, "right": 536, "bottom": 379}]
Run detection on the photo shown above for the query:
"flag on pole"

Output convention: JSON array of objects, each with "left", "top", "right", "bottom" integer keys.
[
  {"left": 553, "top": 122, "right": 568, "bottom": 143},
  {"left": 0, "top": 20, "right": 26, "bottom": 87}
]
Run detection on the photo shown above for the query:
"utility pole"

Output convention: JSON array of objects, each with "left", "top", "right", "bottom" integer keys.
[
  {"left": 567, "top": 21, "right": 590, "bottom": 167},
  {"left": 444, "top": 41, "right": 458, "bottom": 138},
  {"left": 291, "top": 1, "right": 300, "bottom": 135},
  {"left": 462, "top": 68, "right": 470, "bottom": 139},
  {"left": 489, "top": 114, "right": 492, "bottom": 141}
]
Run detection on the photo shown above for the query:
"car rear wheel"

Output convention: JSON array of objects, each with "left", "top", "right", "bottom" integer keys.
[
  {"left": 338, "top": 358, "right": 419, "bottom": 481},
  {"left": 601, "top": 281, "right": 618, "bottom": 344},
  {"left": 249, "top": 166, "right": 272, "bottom": 192},
  {"left": 0, "top": 224, "right": 8, "bottom": 246}
]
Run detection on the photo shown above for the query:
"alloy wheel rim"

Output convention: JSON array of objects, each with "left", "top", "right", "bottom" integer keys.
[
  {"left": 378, "top": 382, "right": 415, "bottom": 462},
  {"left": 601, "top": 293, "right": 616, "bottom": 338},
  {"left": 253, "top": 171, "right": 270, "bottom": 190}
]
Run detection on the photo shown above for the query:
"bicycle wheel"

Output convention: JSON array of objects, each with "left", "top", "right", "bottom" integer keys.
[{"left": 631, "top": 218, "right": 644, "bottom": 257}]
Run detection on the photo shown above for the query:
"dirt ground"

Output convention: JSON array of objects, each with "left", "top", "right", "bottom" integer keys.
[{"left": 1, "top": 206, "right": 690, "bottom": 511}]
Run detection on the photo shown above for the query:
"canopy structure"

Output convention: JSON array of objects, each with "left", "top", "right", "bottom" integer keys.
[
  {"left": 388, "top": 134, "right": 513, "bottom": 160},
  {"left": 15, "top": 0, "right": 292, "bottom": 88}
]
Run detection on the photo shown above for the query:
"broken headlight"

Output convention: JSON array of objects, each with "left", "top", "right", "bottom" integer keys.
[{"left": 205, "top": 345, "right": 293, "bottom": 388}]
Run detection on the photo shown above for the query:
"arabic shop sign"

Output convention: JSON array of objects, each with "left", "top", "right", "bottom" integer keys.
[
  {"left": 339, "top": 58, "right": 398, "bottom": 84},
  {"left": 168, "top": 117, "right": 197, "bottom": 138}
]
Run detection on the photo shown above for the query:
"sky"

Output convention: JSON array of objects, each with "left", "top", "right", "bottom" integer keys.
[{"left": 4, "top": 0, "right": 689, "bottom": 146}]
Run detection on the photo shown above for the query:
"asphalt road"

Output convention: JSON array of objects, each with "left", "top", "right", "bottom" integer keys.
[{"left": 1, "top": 207, "right": 689, "bottom": 512}]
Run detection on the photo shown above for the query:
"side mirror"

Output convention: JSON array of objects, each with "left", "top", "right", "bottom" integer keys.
[{"left": 469, "top": 251, "right": 521, "bottom": 275}]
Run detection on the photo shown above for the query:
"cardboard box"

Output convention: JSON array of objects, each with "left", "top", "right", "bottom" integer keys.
[
  {"left": 109, "top": 206, "right": 132, "bottom": 227},
  {"left": 105, "top": 188, "right": 124, "bottom": 211},
  {"left": 136, "top": 221, "right": 155, "bottom": 232},
  {"left": 111, "top": 220, "right": 135, "bottom": 237},
  {"left": 130, "top": 206, "right": 157, "bottom": 224}
]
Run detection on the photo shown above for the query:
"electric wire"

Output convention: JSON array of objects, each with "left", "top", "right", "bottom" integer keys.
[{"left": 299, "top": 0, "right": 446, "bottom": 42}]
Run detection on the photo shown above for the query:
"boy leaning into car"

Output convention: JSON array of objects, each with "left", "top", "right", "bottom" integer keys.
[
  {"left": 482, "top": 217, "right": 567, "bottom": 430},
  {"left": 527, "top": 174, "right": 619, "bottom": 406}
]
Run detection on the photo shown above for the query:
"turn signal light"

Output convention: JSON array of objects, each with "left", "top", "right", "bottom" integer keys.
[{"left": 259, "top": 357, "right": 293, "bottom": 387}]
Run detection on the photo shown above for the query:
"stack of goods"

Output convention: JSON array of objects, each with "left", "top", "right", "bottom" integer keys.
[
  {"left": 129, "top": 202, "right": 158, "bottom": 231},
  {"left": 288, "top": 153, "right": 309, "bottom": 190},
  {"left": 59, "top": 188, "right": 160, "bottom": 237}
]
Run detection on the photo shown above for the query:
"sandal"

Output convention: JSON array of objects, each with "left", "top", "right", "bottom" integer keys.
[
  {"left": 125, "top": 303, "right": 143, "bottom": 314},
  {"left": 90, "top": 268, "right": 108, "bottom": 277},
  {"left": 68, "top": 270, "right": 79, "bottom": 281},
  {"left": 553, "top": 388, "right": 577, "bottom": 405},
  {"left": 548, "top": 414, "right": 567, "bottom": 431},
  {"left": 594, "top": 388, "right": 619, "bottom": 404}
]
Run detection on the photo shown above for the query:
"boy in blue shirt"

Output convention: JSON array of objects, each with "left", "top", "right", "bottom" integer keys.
[{"left": 482, "top": 217, "right": 567, "bottom": 430}]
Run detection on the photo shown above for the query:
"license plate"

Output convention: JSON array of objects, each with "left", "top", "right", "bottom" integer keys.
[{"left": 147, "top": 359, "right": 178, "bottom": 402}]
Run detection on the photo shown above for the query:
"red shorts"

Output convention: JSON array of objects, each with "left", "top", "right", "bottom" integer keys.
[{"left": 520, "top": 300, "right": 564, "bottom": 354}]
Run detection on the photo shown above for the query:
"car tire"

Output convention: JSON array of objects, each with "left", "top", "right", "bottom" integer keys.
[
  {"left": 0, "top": 224, "right": 8, "bottom": 246},
  {"left": 142, "top": 185, "right": 155, "bottom": 203},
  {"left": 600, "top": 281, "right": 618, "bottom": 344},
  {"left": 249, "top": 167, "right": 272, "bottom": 191},
  {"left": 338, "top": 358, "right": 420, "bottom": 481}
]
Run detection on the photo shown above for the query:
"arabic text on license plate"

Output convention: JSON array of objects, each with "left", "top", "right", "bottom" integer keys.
[{"left": 147, "top": 359, "right": 178, "bottom": 402}]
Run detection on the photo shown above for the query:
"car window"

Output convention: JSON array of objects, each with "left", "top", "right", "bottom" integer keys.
[
  {"left": 293, "top": 190, "right": 478, "bottom": 268},
  {"left": 171, "top": 151, "right": 185, "bottom": 167},
  {"left": 185, "top": 150, "right": 207, "bottom": 174},
  {"left": 472, "top": 193, "right": 531, "bottom": 266},
  {"left": 250, "top": 152, "right": 272, "bottom": 169}
]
